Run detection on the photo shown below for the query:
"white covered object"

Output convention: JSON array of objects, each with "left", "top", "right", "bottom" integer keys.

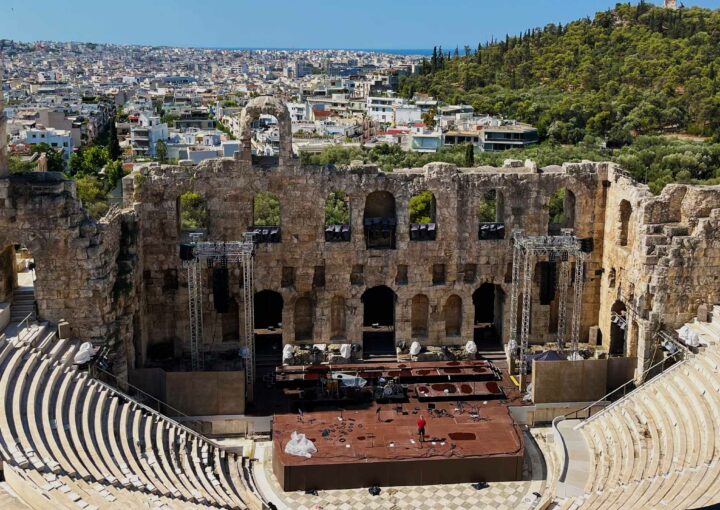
[
  {"left": 340, "top": 344, "right": 352, "bottom": 359},
  {"left": 410, "top": 341, "right": 422, "bottom": 356},
  {"left": 677, "top": 324, "right": 701, "bottom": 347},
  {"left": 282, "top": 344, "right": 294, "bottom": 361},
  {"left": 465, "top": 340, "right": 478, "bottom": 354},
  {"left": 73, "top": 342, "right": 94, "bottom": 365},
  {"left": 284, "top": 431, "right": 317, "bottom": 458},
  {"left": 330, "top": 372, "right": 367, "bottom": 388}
]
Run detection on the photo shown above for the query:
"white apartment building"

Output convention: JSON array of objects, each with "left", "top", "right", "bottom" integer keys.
[
  {"left": 130, "top": 113, "right": 168, "bottom": 157},
  {"left": 366, "top": 96, "right": 407, "bottom": 124},
  {"left": 22, "top": 126, "right": 74, "bottom": 160}
]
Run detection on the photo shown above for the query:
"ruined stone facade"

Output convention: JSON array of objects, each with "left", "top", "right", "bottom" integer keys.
[{"left": 2, "top": 96, "right": 720, "bottom": 380}]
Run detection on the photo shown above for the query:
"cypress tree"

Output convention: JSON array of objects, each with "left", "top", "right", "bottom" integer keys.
[{"left": 464, "top": 143, "right": 475, "bottom": 167}]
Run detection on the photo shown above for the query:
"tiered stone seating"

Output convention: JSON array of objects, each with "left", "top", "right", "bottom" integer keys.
[
  {"left": 554, "top": 306, "right": 720, "bottom": 509},
  {"left": 0, "top": 335, "right": 265, "bottom": 510}
]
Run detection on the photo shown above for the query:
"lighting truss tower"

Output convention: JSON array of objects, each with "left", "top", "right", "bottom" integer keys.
[
  {"left": 508, "top": 230, "right": 587, "bottom": 389},
  {"left": 182, "top": 233, "right": 257, "bottom": 400}
]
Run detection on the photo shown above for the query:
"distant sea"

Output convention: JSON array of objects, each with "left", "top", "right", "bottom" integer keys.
[{"left": 218, "top": 47, "right": 433, "bottom": 56}]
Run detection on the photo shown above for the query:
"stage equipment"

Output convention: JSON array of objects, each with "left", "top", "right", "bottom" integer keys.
[
  {"left": 508, "top": 229, "right": 587, "bottom": 389},
  {"left": 180, "top": 232, "right": 257, "bottom": 400}
]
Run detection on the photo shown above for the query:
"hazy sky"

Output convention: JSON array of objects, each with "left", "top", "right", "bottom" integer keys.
[{"left": 2, "top": 0, "right": 720, "bottom": 49}]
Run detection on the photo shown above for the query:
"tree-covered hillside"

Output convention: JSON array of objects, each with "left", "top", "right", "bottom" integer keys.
[{"left": 401, "top": 2, "right": 720, "bottom": 146}]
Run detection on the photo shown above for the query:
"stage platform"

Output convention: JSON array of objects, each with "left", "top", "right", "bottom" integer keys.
[{"left": 272, "top": 358, "right": 526, "bottom": 491}]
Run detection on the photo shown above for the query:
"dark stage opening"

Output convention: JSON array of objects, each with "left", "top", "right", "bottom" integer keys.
[
  {"left": 255, "top": 290, "right": 283, "bottom": 330},
  {"left": 473, "top": 284, "right": 504, "bottom": 348},
  {"left": 610, "top": 300, "right": 627, "bottom": 356},
  {"left": 362, "top": 286, "right": 396, "bottom": 356}
]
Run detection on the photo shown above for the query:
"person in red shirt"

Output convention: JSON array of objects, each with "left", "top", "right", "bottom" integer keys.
[{"left": 417, "top": 416, "right": 427, "bottom": 443}]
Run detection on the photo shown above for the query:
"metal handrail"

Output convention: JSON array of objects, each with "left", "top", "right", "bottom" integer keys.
[
  {"left": 17, "top": 312, "right": 34, "bottom": 342},
  {"left": 91, "top": 364, "right": 229, "bottom": 452},
  {"left": 563, "top": 347, "right": 686, "bottom": 424}
]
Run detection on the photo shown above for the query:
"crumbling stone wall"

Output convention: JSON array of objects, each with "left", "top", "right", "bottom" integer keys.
[
  {"left": 600, "top": 168, "right": 720, "bottom": 375},
  {"left": 127, "top": 156, "right": 608, "bottom": 363},
  {"left": 0, "top": 173, "right": 135, "bottom": 374}
]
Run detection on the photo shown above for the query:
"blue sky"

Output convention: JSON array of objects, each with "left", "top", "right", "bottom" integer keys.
[{"left": 2, "top": 0, "right": 720, "bottom": 49}]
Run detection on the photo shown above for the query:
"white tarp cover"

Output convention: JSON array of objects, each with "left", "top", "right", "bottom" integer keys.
[
  {"left": 340, "top": 344, "right": 352, "bottom": 359},
  {"left": 73, "top": 342, "right": 94, "bottom": 365},
  {"left": 282, "top": 344, "right": 294, "bottom": 361},
  {"left": 677, "top": 324, "right": 701, "bottom": 347},
  {"left": 330, "top": 372, "right": 367, "bottom": 388},
  {"left": 410, "top": 341, "right": 422, "bottom": 356},
  {"left": 465, "top": 340, "right": 478, "bottom": 354},
  {"left": 284, "top": 431, "right": 317, "bottom": 458}
]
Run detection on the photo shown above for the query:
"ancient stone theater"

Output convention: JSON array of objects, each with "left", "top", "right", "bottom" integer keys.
[{"left": 3, "top": 95, "right": 720, "bottom": 509}]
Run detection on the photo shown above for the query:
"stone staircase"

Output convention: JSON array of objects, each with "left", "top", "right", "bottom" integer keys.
[{"left": 10, "top": 288, "right": 35, "bottom": 323}]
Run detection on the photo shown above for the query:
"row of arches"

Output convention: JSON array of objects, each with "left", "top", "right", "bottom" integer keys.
[
  {"left": 177, "top": 187, "right": 580, "bottom": 239},
  {"left": 249, "top": 284, "right": 505, "bottom": 345}
]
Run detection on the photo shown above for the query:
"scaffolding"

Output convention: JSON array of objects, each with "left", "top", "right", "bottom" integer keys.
[
  {"left": 508, "top": 230, "right": 587, "bottom": 388},
  {"left": 182, "top": 233, "right": 257, "bottom": 401}
]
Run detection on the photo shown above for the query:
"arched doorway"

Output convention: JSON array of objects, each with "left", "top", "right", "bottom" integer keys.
[
  {"left": 473, "top": 284, "right": 504, "bottom": 348},
  {"left": 362, "top": 286, "right": 396, "bottom": 356},
  {"left": 610, "top": 300, "right": 627, "bottom": 356},
  {"left": 1, "top": 243, "right": 38, "bottom": 325},
  {"left": 254, "top": 290, "right": 284, "bottom": 372}
]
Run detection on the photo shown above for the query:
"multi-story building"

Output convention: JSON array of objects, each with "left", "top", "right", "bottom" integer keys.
[
  {"left": 21, "top": 126, "right": 74, "bottom": 160},
  {"left": 130, "top": 113, "right": 168, "bottom": 157},
  {"left": 366, "top": 96, "right": 406, "bottom": 124}
]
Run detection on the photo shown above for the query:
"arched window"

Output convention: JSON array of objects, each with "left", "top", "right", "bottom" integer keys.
[
  {"left": 238, "top": 96, "right": 293, "bottom": 167},
  {"left": 411, "top": 294, "right": 429, "bottom": 338},
  {"left": 409, "top": 190, "right": 437, "bottom": 241},
  {"left": 325, "top": 191, "right": 351, "bottom": 242},
  {"left": 177, "top": 191, "right": 208, "bottom": 237},
  {"left": 253, "top": 192, "right": 281, "bottom": 243},
  {"left": 619, "top": 200, "right": 632, "bottom": 247},
  {"left": 294, "top": 297, "right": 313, "bottom": 341},
  {"left": 478, "top": 190, "right": 505, "bottom": 239},
  {"left": 364, "top": 191, "right": 396, "bottom": 249},
  {"left": 330, "top": 296, "right": 346, "bottom": 339},
  {"left": 444, "top": 295, "right": 462, "bottom": 337},
  {"left": 548, "top": 188, "right": 575, "bottom": 235}
]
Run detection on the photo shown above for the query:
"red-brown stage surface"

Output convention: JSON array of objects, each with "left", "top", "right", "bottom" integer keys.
[{"left": 272, "top": 359, "right": 526, "bottom": 491}]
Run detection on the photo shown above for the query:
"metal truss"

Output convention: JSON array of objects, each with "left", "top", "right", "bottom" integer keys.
[
  {"left": 556, "top": 260, "right": 571, "bottom": 352},
  {"left": 509, "top": 230, "right": 587, "bottom": 387},
  {"left": 182, "top": 233, "right": 257, "bottom": 400}
]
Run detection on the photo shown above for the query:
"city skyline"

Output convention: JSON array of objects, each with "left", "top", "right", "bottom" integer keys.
[{"left": 3, "top": 0, "right": 720, "bottom": 50}]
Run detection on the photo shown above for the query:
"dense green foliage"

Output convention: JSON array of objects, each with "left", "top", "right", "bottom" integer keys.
[
  {"left": 179, "top": 192, "right": 208, "bottom": 230},
  {"left": 325, "top": 191, "right": 350, "bottom": 225},
  {"left": 409, "top": 190, "right": 435, "bottom": 224},
  {"left": 548, "top": 188, "right": 567, "bottom": 225},
  {"left": 477, "top": 190, "right": 498, "bottom": 222},
  {"left": 401, "top": 3, "right": 720, "bottom": 145},
  {"left": 303, "top": 135, "right": 720, "bottom": 194},
  {"left": 254, "top": 192, "right": 281, "bottom": 225}
]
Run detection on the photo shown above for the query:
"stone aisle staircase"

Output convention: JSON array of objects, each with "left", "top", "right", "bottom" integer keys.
[{"left": 10, "top": 288, "right": 35, "bottom": 324}]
